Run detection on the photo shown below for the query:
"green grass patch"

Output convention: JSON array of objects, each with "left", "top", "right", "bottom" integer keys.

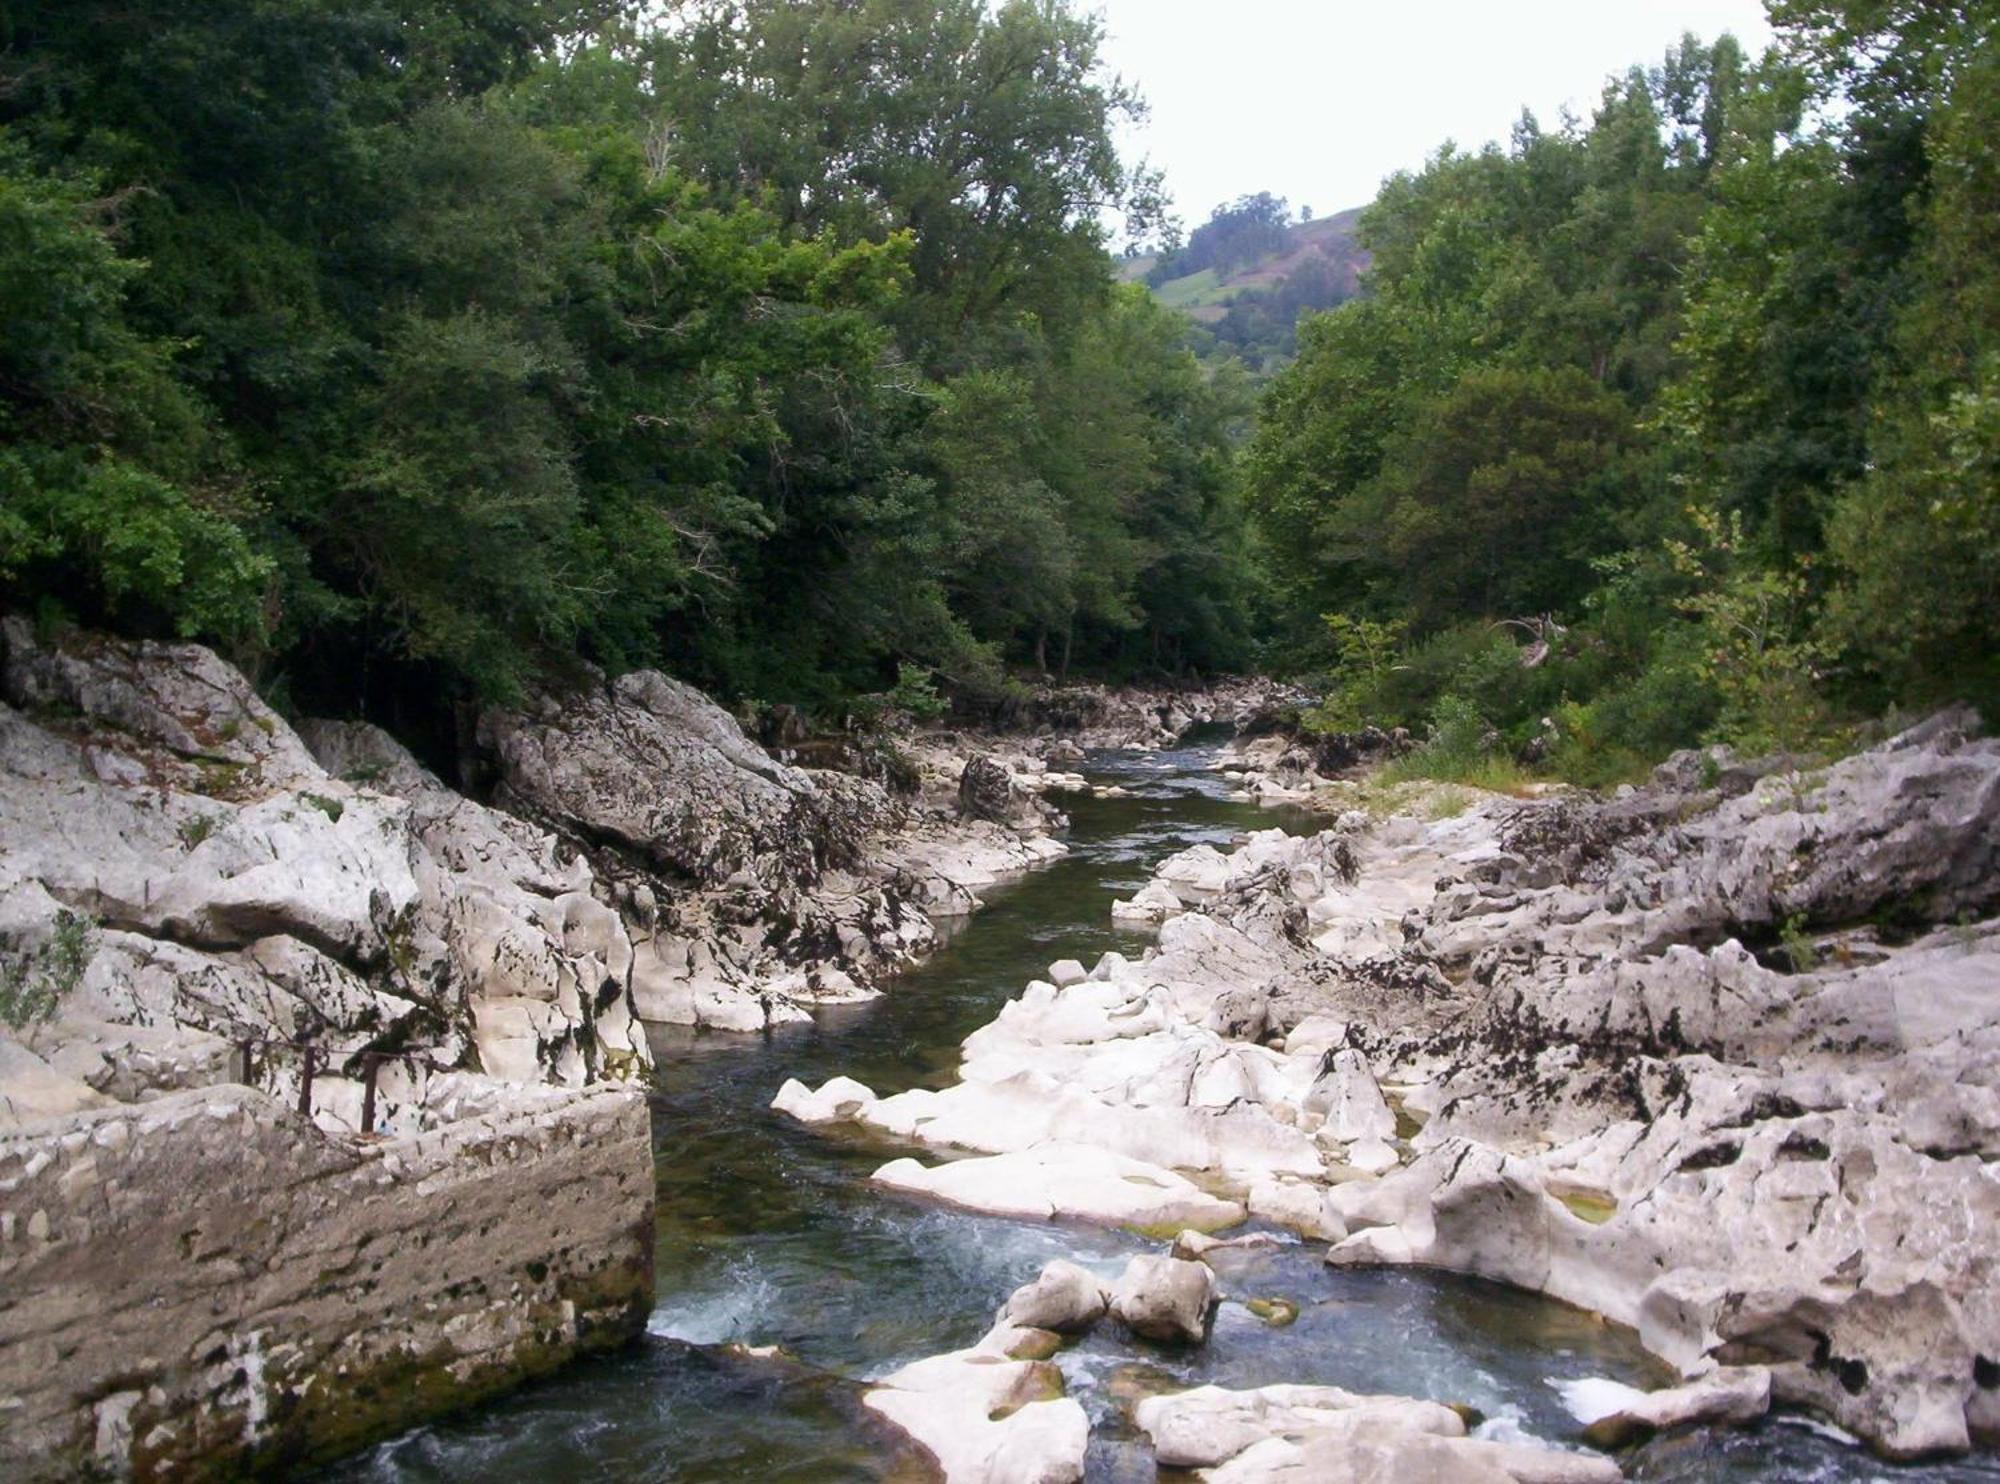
[
  {"left": 1380, "top": 752, "right": 1535, "bottom": 795},
  {"left": 1152, "top": 268, "right": 1236, "bottom": 309}
]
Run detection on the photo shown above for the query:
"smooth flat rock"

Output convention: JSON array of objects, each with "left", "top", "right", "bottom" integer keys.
[
  {"left": 871, "top": 1145, "right": 1245, "bottom": 1231},
  {"left": 863, "top": 1344, "right": 1087, "bottom": 1483},
  {"left": 1135, "top": 1384, "right": 1621, "bottom": 1482}
]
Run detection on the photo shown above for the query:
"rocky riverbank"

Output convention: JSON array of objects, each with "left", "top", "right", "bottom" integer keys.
[
  {"left": 0, "top": 620, "right": 1141, "bottom": 1477},
  {"left": 778, "top": 710, "right": 2000, "bottom": 1476}
]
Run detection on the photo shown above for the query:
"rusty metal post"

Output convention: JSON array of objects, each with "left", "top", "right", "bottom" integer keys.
[
  {"left": 298, "top": 1045, "right": 316, "bottom": 1119},
  {"left": 360, "top": 1053, "right": 381, "bottom": 1134}
]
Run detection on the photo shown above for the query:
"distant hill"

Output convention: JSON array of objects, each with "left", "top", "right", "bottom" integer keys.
[{"left": 1121, "top": 202, "right": 1368, "bottom": 369}]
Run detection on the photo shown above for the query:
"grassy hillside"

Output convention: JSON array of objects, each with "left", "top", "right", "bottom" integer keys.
[{"left": 1125, "top": 205, "right": 1368, "bottom": 365}]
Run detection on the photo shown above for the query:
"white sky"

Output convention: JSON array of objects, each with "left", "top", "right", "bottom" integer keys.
[{"left": 1095, "top": 1, "right": 1777, "bottom": 226}]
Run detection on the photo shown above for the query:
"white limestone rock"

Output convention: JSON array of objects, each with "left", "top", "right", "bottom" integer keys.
[
  {"left": 1109, "top": 1254, "right": 1217, "bottom": 1343},
  {"left": 1112, "top": 880, "right": 1182, "bottom": 926},
  {"left": 1556, "top": 1366, "right": 1770, "bottom": 1447},
  {"left": 1305, "top": 1048, "right": 1397, "bottom": 1143},
  {"left": 863, "top": 1341, "right": 1087, "bottom": 1484},
  {"left": 0, "top": 1038, "right": 112, "bottom": 1128},
  {"left": 1133, "top": 1383, "right": 1620, "bottom": 1483},
  {"left": 872, "top": 1146, "right": 1244, "bottom": 1232},
  {"left": 770, "top": 1075, "right": 878, "bottom": 1125},
  {"left": 1000, "top": 1259, "right": 1109, "bottom": 1334},
  {"left": 0, "top": 625, "right": 654, "bottom": 1112}
]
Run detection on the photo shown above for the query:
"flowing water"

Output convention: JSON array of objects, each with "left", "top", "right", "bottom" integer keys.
[{"left": 331, "top": 740, "right": 1998, "bottom": 1483}]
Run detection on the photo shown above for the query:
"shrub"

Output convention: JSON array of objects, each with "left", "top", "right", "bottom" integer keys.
[
  {"left": 885, "top": 663, "right": 949, "bottom": 722},
  {"left": 0, "top": 910, "right": 94, "bottom": 1029},
  {"left": 1381, "top": 694, "right": 1533, "bottom": 792},
  {"left": 1588, "top": 632, "right": 1723, "bottom": 759},
  {"left": 176, "top": 813, "right": 221, "bottom": 849}
]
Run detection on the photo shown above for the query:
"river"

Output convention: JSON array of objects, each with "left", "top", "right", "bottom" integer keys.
[{"left": 330, "top": 738, "right": 1999, "bottom": 1483}]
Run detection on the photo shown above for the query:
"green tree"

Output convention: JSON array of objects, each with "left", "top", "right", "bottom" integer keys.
[
  {"left": 648, "top": 0, "right": 1156, "bottom": 362},
  {"left": 1376, "top": 367, "right": 1634, "bottom": 626}
]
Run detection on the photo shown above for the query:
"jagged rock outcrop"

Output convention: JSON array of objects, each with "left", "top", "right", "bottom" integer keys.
[
  {"left": 0, "top": 619, "right": 1078, "bottom": 1479},
  {"left": 0, "top": 618, "right": 651, "bottom": 1117},
  {"left": 474, "top": 672, "right": 1066, "bottom": 1032},
  {"left": 0, "top": 621, "right": 663, "bottom": 1477},
  {"left": 481, "top": 670, "right": 887, "bottom": 894}
]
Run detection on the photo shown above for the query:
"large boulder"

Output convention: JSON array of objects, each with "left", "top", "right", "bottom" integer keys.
[
  {"left": 1109, "top": 1254, "right": 1217, "bottom": 1344},
  {"left": 862, "top": 1335, "right": 1087, "bottom": 1483},
  {"left": 957, "top": 753, "right": 1038, "bottom": 829},
  {"left": 1133, "top": 1384, "right": 1619, "bottom": 1483},
  {"left": 480, "top": 669, "right": 889, "bottom": 893},
  {"left": 1001, "top": 1259, "right": 1109, "bottom": 1335}
]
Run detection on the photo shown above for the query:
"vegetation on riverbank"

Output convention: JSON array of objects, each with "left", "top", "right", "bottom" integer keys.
[
  {"left": 1252, "top": 4, "right": 1998, "bottom": 782},
  {"left": 0, "top": 0, "right": 1252, "bottom": 750},
  {"left": 2, "top": 2, "right": 1992, "bottom": 783}
]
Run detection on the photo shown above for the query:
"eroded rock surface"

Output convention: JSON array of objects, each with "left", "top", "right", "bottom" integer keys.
[
  {"left": 477, "top": 672, "right": 1066, "bottom": 1032},
  {"left": 0, "top": 1081, "right": 653, "bottom": 1482},
  {"left": 783, "top": 709, "right": 2000, "bottom": 1460},
  {"left": 0, "top": 621, "right": 1080, "bottom": 1478},
  {"left": 862, "top": 1325, "right": 1089, "bottom": 1483},
  {"left": 1134, "top": 1383, "right": 1621, "bottom": 1482},
  {"left": 0, "top": 618, "right": 651, "bottom": 1115}
]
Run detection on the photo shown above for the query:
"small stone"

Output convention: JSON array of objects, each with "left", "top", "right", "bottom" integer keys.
[{"left": 1244, "top": 1297, "right": 1299, "bottom": 1327}]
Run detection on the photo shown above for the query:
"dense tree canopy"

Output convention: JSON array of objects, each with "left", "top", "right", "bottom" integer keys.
[
  {"left": 0, "top": 0, "right": 1251, "bottom": 752},
  {"left": 1244, "top": 8, "right": 2000, "bottom": 778}
]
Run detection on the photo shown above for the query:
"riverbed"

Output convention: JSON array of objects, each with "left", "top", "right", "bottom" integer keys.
[{"left": 330, "top": 741, "right": 2000, "bottom": 1483}]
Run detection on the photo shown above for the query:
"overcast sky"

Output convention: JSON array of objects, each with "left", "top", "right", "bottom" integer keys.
[{"left": 1095, "top": 1, "right": 1776, "bottom": 227}]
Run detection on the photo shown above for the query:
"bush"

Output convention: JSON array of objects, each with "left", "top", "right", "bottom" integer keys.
[
  {"left": 0, "top": 909, "right": 94, "bottom": 1030},
  {"left": 1589, "top": 633, "right": 1722, "bottom": 759},
  {"left": 1381, "top": 694, "right": 1532, "bottom": 792},
  {"left": 885, "top": 663, "right": 949, "bottom": 722}
]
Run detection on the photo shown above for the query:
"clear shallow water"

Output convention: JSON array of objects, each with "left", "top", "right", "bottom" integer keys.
[{"left": 327, "top": 743, "right": 1999, "bottom": 1483}]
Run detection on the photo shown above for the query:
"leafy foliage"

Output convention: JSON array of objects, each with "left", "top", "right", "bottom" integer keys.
[
  {"left": 0, "top": 910, "right": 94, "bottom": 1030},
  {"left": 1244, "top": 13, "right": 2000, "bottom": 778},
  {"left": 0, "top": 0, "right": 1255, "bottom": 743}
]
